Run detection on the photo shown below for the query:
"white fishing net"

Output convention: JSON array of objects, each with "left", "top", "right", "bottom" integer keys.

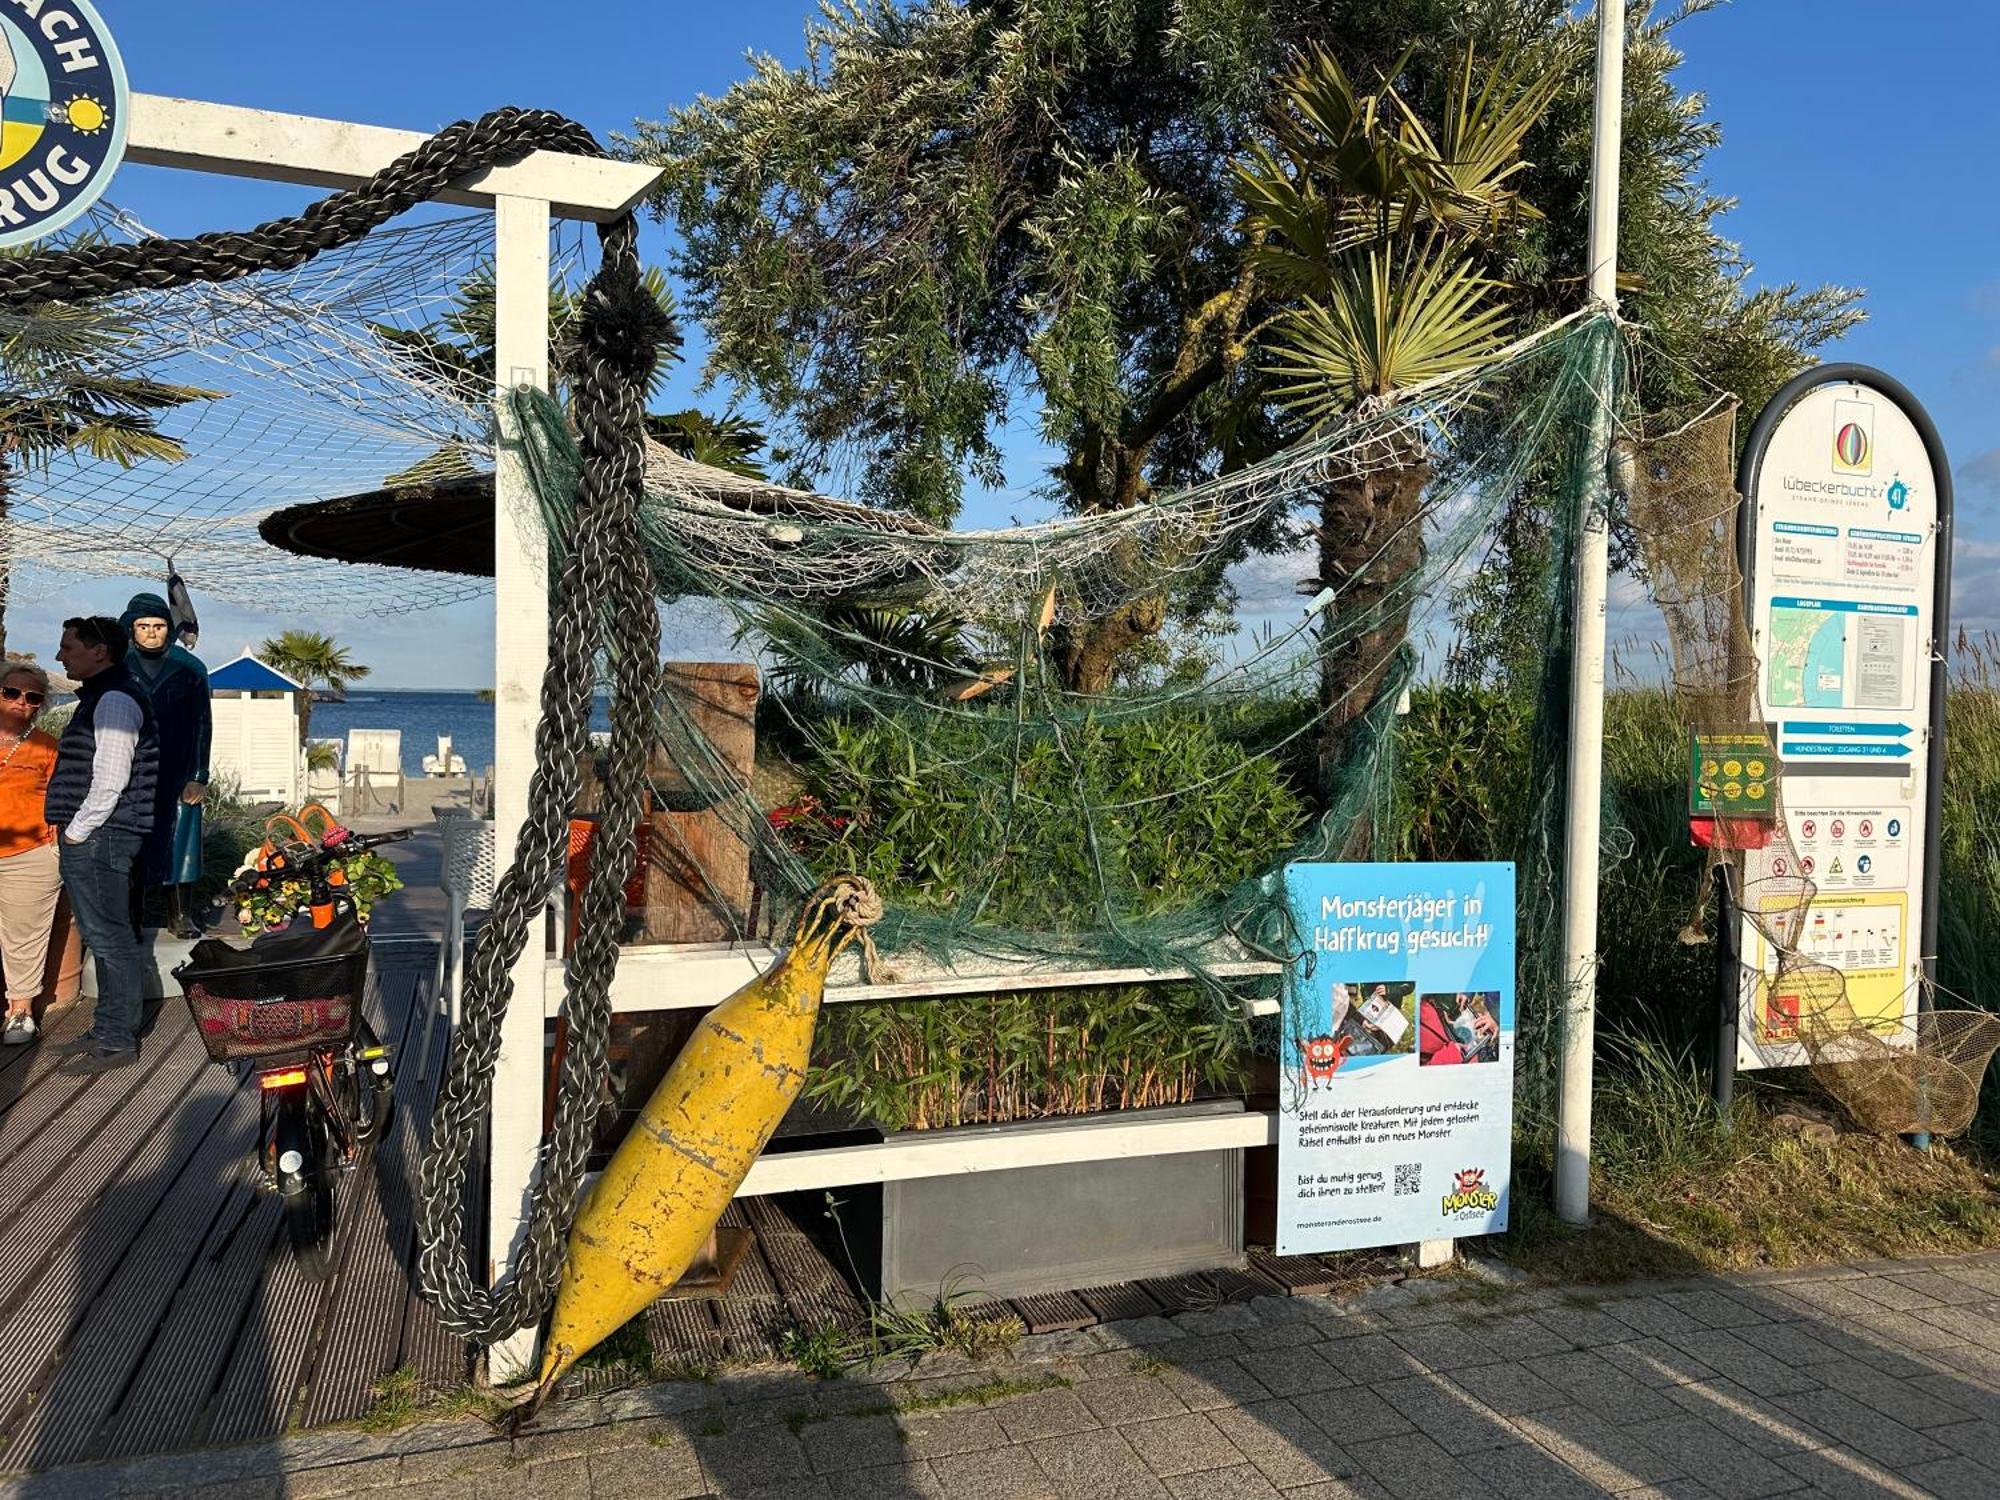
[{"left": 0, "top": 203, "right": 591, "bottom": 614}]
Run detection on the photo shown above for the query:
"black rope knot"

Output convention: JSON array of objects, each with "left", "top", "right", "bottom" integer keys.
[{"left": 578, "top": 270, "right": 673, "bottom": 386}]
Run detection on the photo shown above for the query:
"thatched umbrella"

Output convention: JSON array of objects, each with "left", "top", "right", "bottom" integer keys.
[{"left": 258, "top": 440, "right": 937, "bottom": 578}]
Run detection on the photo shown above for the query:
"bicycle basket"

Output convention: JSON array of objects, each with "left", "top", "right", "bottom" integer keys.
[{"left": 175, "top": 926, "right": 369, "bottom": 1063}]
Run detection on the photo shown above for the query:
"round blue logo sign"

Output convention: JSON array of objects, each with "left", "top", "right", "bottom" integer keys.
[{"left": 0, "top": 2, "right": 128, "bottom": 249}]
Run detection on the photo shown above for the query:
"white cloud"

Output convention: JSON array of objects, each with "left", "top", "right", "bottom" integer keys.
[
  {"left": 1958, "top": 448, "right": 2000, "bottom": 501},
  {"left": 1225, "top": 546, "right": 1315, "bottom": 618},
  {"left": 1951, "top": 538, "right": 2000, "bottom": 637}
]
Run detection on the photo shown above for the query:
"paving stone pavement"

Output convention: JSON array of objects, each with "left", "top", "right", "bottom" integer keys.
[{"left": 10, "top": 1251, "right": 2000, "bottom": 1499}]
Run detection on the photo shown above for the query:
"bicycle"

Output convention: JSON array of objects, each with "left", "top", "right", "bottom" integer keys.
[{"left": 174, "top": 817, "right": 407, "bottom": 1278}]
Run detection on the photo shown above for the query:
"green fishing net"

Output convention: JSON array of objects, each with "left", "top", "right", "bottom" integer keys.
[{"left": 509, "top": 312, "right": 1621, "bottom": 1105}]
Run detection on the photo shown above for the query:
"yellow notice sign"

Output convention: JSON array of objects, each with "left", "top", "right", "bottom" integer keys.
[{"left": 1750, "top": 890, "right": 1908, "bottom": 1045}]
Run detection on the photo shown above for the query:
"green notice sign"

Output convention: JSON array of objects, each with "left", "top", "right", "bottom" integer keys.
[{"left": 1689, "top": 731, "right": 1778, "bottom": 818}]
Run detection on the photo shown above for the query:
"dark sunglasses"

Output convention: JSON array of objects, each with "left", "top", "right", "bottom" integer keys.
[{"left": 1, "top": 687, "right": 45, "bottom": 706}]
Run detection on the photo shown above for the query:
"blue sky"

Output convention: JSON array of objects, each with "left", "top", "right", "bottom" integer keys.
[
  {"left": 1668, "top": 0, "right": 2000, "bottom": 554},
  {"left": 15, "top": 1, "right": 1998, "bottom": 685}
]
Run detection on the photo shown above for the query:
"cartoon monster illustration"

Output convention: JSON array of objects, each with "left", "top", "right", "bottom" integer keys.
[
  {"left": 1300, "top": 1032, "right": 1351, "bottom": 1086},
  {"left": 1453, "top": 1167, "right": 1487, "bottom": 1197}
]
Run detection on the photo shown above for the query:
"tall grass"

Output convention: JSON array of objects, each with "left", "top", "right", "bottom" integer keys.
[
  {"left": 1392, "top": 660, "right": 1716, "bottom": 1123},
  {"left": 1939, "top": 635, "right": 2000, "bottom": 1144},
  {"left": 1591, "top": 1022, "right": 1751, "bottom": 1182}
]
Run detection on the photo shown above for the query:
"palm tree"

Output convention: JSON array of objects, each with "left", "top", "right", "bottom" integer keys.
[
  {"left": 0, "top": 255, "right": 218, "bottom": 656},
  {"left": 645, "top": 408, "right": 767, "bottom": 480},
  {"left": 1235, "top": 41, "right": 1563, "bottom": 775},
  {"left": 372, "top": 263, "right": 679, "bottom": 409},
  {"left": 372, "top": 265, "right": 768, "bottom": 487},
  {"left": 257, "top": 630, "right": 371, "bottom": 744},
  {"left": 755, "top": 599, "right": 975, "bottom": 705}
]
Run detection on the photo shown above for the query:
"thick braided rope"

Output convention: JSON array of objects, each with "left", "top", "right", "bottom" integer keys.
[
  {"left": 0, "top": 108, "right": 599, "bottom": 305},
  {"left": 0, "top": 110, "right": 662, "bottom": 1344},
  {"left": 414, "top": 213, "right": 663, "bottom": 1341}
]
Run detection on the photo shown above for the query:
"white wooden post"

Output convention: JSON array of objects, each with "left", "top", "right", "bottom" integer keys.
[{"left": 488, "top": 193, "right": 552, "bottom": 1383}]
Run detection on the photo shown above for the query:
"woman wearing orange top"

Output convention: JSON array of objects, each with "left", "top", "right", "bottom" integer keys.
[{"left": 0, "top": 662, "right": 61, "bottom": 1045}]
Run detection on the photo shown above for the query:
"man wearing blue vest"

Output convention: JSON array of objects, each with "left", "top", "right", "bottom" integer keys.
[{"left": 48, "top": 616, "right": 160, "bottom": 1073}]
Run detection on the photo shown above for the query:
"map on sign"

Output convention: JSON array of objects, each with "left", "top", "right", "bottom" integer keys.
[
  {"left": 1767, "top": 607, "right": 1844, "bottom": 707},
  {"left": 1764, "top": 599, "right": 1916, "bottom": 712}
]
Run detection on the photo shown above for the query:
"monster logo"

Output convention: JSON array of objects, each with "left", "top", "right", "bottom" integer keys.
[
  {"left": 1300, "top": 1032, "right": 1350, "bottom": 1087},
  {"left": 1441, "top": 1166, "right": 1500, "bottom": 1217}
]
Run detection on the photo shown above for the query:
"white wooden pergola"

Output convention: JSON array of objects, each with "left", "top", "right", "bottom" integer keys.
[
  {"left": 119, "top": 77, "right": 1574, "bottom": 1379},
  {"left": 119, "top": 91, "right": 661, "bottom": 1379}
]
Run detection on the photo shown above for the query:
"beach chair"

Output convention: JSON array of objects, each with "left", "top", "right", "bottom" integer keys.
[
  {"left": 344, "top": 728, "right": 403, "bottom": 814},
  {"left": 305, "top": 739, "right": 345, "bottom": 815}
]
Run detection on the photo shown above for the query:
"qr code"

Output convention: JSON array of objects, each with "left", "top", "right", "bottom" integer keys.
[{"left": 1394, "top": 1163, "right": 1422, "bottom": 1197}]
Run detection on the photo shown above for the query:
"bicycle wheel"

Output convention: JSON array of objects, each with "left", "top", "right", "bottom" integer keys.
[
  {"left": 273, "top": 1088, "right": 336, "bottom": 1280},
  {"left": 352, "top": 1019, "right": 395, "bottom": 1147}
]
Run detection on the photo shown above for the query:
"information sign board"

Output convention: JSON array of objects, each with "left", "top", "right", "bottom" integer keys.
[
  {"left": 1277, "top": 863, "right": 1515, "bottom": 1254},
  {"left": 1734, "top": 369, "right": 1950, "bottom": 1068}
]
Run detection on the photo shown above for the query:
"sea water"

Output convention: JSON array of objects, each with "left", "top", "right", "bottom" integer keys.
[{"left": 309, "top": 690, "right": 613, "bottom": 777}]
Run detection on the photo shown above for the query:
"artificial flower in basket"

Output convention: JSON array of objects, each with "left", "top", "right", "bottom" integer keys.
[{"left": 232, "top": 805, "right": 404, "bottom": 937}]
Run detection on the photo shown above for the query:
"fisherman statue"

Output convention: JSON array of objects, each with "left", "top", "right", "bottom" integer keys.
[{"left": 120, "top": 593, "right": 211, "bottom": 938}]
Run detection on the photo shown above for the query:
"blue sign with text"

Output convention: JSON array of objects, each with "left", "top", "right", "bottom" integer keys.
[{"left": 1277, "top": 862, "right": 1516, "bottom": 1254}]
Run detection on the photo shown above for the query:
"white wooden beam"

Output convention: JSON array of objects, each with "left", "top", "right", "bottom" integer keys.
[
  {"left": 486, "top": 194, "right": 553, "bottom": 1387},
  {"left": 124, "top": 94, "right": 662, "bottom": 221},
  {"left": 542, "top": 945, "right": 1286, "bottom": 1017},
  {"left": 737, "top": 1108, "right": 1277, "bottom": 1197}
]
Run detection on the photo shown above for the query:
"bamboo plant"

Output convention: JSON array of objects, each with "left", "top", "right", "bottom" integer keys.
[{"left": 806, "top": 983, "right": 1252, "bottom": 1133}]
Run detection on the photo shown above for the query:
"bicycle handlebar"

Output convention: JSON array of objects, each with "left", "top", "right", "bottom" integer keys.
[{"left": 229, "top": 828, "right": 409, "bottom": 898}]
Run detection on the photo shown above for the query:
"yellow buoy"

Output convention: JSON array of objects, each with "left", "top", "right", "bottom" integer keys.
[{"left": 533, "top": 877, "right": 881, "bottom": 1397}]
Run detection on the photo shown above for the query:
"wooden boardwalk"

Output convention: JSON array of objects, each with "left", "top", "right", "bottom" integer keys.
[
  {"left": 0, "top": 940, "right": 1393, "bottom": 1467},
  {"left": 0, "top": 958, "right": 468, "bottom": 1470}
]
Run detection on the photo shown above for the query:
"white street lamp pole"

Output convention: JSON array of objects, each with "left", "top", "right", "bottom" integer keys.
[{"left": 1556, "top": 0, "right": 1625, "bottom": 1225}]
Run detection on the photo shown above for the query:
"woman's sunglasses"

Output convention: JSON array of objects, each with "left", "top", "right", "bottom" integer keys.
[{"left": 1, "top": 687, "right": 45, "bottom": 707}]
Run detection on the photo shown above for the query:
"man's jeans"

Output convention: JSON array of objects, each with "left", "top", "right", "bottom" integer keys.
[{"left": 59, "top": 829, "right": 145, "bottom": 1053}]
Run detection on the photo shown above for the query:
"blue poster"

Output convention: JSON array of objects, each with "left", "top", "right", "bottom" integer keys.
[{"left": 1277, "top": 862, "right": 1516, "bottom": 1254}]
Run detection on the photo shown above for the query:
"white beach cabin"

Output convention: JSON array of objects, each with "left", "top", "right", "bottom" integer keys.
[{"left": 207, "top": 653, "right": 307, "bottom": 807}]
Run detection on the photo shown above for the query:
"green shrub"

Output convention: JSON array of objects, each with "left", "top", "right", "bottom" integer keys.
[
  {"left": 790, "top": 707, "right": 1308, "bottom": 932},
  {"left": 1389, "top": 683, "right": 1534, "bottom": 863},
  {"left": 786, "top": 657, "right": 2000, "bottom": 1145},
  {"left": 1390, "top": 678, "right": 1714, "bottom": 1108},
  {"left": 194, "top": 782, "right": 267, "bottom": 911}
]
